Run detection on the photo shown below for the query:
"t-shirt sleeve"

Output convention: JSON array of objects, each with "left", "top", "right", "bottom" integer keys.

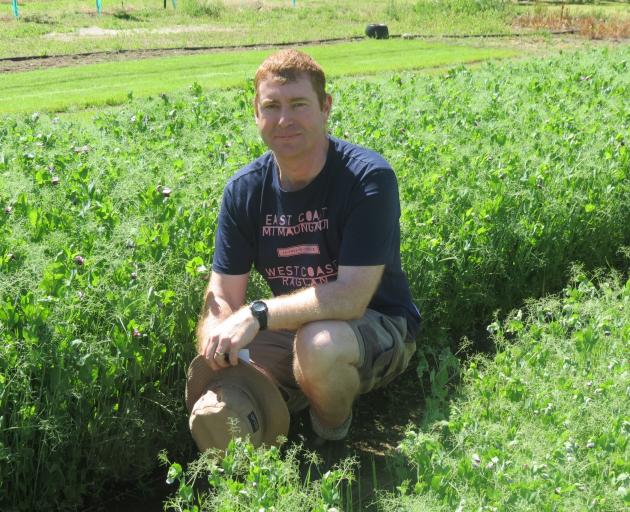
[
  {"left": 212, "top": 185, "right": 254, "bottom": 275},
  {"left": 338, "top": 168, "right": 400, "bottom": 266}
]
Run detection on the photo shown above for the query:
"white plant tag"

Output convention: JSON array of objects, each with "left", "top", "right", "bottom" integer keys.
[{"left": 238, "top": 349, "right": 250, "bottom": 363}]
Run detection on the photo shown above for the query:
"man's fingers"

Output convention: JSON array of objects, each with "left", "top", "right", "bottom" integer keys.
[
  {"left": 206, "top": 348, "right": 227, "bottom": 371},
  {"left": 215, "top": 344, "right": 243, "bottom": 368},
  {"left": 228, "top": 348, "right": 239, "bottom": 367},
  {"left": 208, "top": 335, "right": 227, "bottom": 358},
  {"left": 212, "top": 336, "right": 232, "bottom": 368},
  {"left": 212, "top": 350, "right": 225, "bottom": 368},
  {"left": 204, "top": 342, "right": 213, "bottom": 361},
  {"left": 204, "top": 351, "right": 220, "bottom": 371},
  {"left": 202, "top": 334, "right": 222, "bottom": 370},
  {"left": 207, "top": 342, "right": 219, "bottom": 361},
  {"left": 203, "top": 324, "right": 252, "bottom": 369}
]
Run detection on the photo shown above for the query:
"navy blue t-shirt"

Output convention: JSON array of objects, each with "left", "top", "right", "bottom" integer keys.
[{"left": 212, "top": 137, "right": 420, "bottom": 338}]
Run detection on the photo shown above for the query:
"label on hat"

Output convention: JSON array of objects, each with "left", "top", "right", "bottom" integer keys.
[{"left": 247, "top": 411, "right": 260, "bottom": 433}]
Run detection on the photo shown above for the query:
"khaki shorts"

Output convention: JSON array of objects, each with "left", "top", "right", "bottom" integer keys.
[{"left": 248, "top": 309, "right": 416, "bottom": 413}]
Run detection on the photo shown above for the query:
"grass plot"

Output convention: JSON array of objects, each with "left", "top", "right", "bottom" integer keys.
[{"left": 0, "top": 40, "right": 516, "bottom": 113}]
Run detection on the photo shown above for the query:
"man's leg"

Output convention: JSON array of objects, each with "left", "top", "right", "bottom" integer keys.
[
  {"left": 293, "top": 320, "right": 361, "bottom": 432},
  {"left": 248, "top": 329, "right": 309, "bottom": 414}
]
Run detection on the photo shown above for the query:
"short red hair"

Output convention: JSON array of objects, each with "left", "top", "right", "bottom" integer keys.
[{"left": 254, "top": 49, "right": 327, "bottom": 108}]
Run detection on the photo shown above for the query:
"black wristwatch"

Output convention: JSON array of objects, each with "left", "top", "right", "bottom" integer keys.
[{"left": 249, "top": 300, "right": 268, "bottom": 331}]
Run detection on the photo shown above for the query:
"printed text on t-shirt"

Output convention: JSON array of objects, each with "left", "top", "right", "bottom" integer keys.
[
  {"left": 264, "top": 262, "right": 338, "bottom": 288},
  {"left": 262, "top": 208, "right": 329, "bottom": 237}
]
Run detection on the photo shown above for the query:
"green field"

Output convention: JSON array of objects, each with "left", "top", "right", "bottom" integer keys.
[
  {"left": 3, "top": 0, "right": 628, "bottom": 60},
  {"left": 0, "top": 39, "right": 516, "bottom": 113},
  {"left": 389, "top": 271, "right": 630, "bottom": 511},
  {"left": 2, "top": 0, "right": 630, "bottom": 510},
  {"left": 3, "top": 0, "right": 629, "bottom": 62},
  {"left": 1, "top": 41, "right": 628, "bottom": 509}
]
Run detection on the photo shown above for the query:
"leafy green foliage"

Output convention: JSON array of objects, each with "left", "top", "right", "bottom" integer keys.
[
  {"left": 0, "top": 88, "right": 250, "bottom": 510},
  {"left": 160, "top": 437, "right": 354, "bottom": 511},
  {"left": 390, "top": 271, "right": 630, "bottom": 510},
  {"left": 328, "top": 46, "right": 629, "bottom": 346},
  {"left": 0, "top": 45, "right": 628, "bottom": 510}
]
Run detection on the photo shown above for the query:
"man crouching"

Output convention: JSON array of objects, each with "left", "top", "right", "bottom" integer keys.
[{"left": 186, "top": 49, "right": 420, "bottom": 455}]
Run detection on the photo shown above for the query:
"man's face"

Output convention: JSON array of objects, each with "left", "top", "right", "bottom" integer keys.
[{"left": 254, "top": 74, "right": 332, "bottom": 162}]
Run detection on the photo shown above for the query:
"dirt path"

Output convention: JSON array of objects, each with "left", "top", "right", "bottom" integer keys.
[{"left": 345, "top": 366, "right": 427, "bottom": 509}]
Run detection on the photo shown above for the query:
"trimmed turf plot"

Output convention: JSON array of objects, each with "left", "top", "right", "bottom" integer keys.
[{"left": 0, "top": 39, "right": 517, "bottom": 113}]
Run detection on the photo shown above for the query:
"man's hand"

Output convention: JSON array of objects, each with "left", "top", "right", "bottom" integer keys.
[{"left": 201, "top": 306, "right": 259, "bottom": 370}]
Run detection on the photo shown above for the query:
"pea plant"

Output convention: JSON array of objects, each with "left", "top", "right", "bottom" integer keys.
[
  {"left": 0, "top": 44, "right": 628, "bottom": 510},
  {"left": 160, "top": 437, "right": 354, "bottom": 512},
  {"left": 393, "top": 270, "right": 629, "bottom": 510}
]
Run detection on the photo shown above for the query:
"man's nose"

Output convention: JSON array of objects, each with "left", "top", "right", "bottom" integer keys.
[{"left": 277, "top": 106, "right": 294, "bottom": 126}]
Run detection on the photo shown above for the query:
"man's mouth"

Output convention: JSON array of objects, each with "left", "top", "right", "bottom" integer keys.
[{"left": 275, "top": 133, "right": 301, "bottom": 140}]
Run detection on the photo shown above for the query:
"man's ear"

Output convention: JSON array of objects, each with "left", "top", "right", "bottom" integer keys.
[
  {"left": 253, "top": 96, "right": 260, "bottom": 122},
  {"left": 322, "top": 93, "right": 333, "bottom": 119}
]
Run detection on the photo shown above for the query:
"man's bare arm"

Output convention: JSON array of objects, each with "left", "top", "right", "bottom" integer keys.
[
  {"left": 200, "top": 264, "right": 384, "bottom": 368},
  {"left": 266, "top": 264, "right": 384, "bottom": 331},
  {"left": 195, "top": 271, "right": 248, "bottom": 353}
]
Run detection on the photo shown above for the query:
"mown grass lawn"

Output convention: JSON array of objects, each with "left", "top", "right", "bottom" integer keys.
[{"left": 0, "top": 39, "right": 517, "bottom": 113}]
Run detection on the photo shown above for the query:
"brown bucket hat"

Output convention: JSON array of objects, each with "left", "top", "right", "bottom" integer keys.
[{"left": 185, "top": 355, "right": 290, "bottom": 452}]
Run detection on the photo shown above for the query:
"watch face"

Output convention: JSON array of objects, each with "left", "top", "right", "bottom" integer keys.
[
  {"left": 251, "top": 301, "right": 267, "bottom": 330},
  {"left": 252, "top": 301, "right": 267, "bottom": 313}
]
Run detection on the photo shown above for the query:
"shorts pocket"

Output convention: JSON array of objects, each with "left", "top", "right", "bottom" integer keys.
[
  {"left": 356, "top": 314, "right": 416, "bottom": 393},
  {"left": 373, "top": 315, "right": 416, "bottom": 390}
]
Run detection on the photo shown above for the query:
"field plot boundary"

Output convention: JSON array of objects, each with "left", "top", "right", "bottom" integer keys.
[
  {"left": 0, "top": 39, "right": 518, "bottom": 114},
  {"left": 0, "top": 29, "right": 577, "bottom": 69}
]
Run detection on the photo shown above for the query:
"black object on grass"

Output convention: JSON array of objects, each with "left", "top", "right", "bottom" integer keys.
[{"left": 365, "top": 24, "right": 389, "bottom": 39}]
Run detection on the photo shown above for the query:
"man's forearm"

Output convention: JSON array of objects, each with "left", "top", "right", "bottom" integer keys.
[
  {"left": 264, "top": 267, "right": 381, "bottom": 331},
  {"left": 195, "top": 290, "right": 235, "bottom": 353},
  {"left": 196, "top": 267, "right": 381, "bottom": 365}
]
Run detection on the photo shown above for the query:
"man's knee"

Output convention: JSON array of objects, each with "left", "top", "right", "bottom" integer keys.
[
  {"left": 295, "top": 322, "right": 336, "bottom": 378},
  {"left": 294, "top": 321, "right": 359, "bottom": 381}
]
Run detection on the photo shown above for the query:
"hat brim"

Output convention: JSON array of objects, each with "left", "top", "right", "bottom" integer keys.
[{"left": 185, "top": 355, "right": 290, "bottom": 447}]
